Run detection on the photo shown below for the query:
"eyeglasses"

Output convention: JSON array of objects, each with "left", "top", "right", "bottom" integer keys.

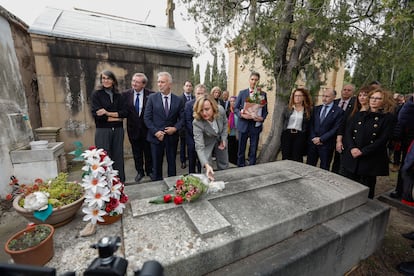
[
  {"left": 369, "top": 97, "right": 383, "bottom": 101},
  {"left": 102, "top": 76, "right": 113, "bottom": 81}
]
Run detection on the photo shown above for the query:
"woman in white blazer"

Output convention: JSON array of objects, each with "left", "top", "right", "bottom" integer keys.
[{"left": 193, "top": 94, "right": 229, "bottom": 180}]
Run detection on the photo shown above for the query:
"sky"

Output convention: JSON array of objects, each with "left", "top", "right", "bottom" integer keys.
[{"left": 0, "top": 0, "right": 214, "bottom": 79}]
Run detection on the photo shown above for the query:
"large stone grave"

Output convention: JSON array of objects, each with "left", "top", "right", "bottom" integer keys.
[
  {"left": 124, "top": 160, "right": 389, "bottom": 275},
  {"left": 41, "top": 160, "right": 388, "bottom": 275}
]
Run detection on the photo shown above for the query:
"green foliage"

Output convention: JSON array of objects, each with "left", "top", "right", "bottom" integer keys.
[
  {"left": 8, "top": 225, "right": 51, "bottom": 251},
  {"left": 204, "top": 62, "right": 212, "bottom": 91},
  {"left": 18, "top": 173, "right": 84, "bottom": 208},
  {"left": 352, "top": 0, "right": 414, "bottom": 93},
  {"left": 193, "top": 64, "right": 201, "bottom": 85},
  {"left": 211, "top": 52, "right": 219, "bottom": 86},
  {"left": 219, "top": 53, "right": 227, "bottom": 90}
]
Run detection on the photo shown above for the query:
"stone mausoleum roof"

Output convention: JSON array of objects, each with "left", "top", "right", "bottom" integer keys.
[{"left": 29, "top": 7, "right": 194, "bottom": 55}]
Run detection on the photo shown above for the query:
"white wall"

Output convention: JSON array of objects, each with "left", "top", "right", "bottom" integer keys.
[{"left": 0, "top": 15, "right": 33, "bottom": 197}]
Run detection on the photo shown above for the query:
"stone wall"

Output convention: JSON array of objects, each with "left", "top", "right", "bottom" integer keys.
[
  {"left": 0, "top": 7, "right": 38, "bottom": 197},
  {"left": 30, "top": 34, "right": 193, "bottom": 155}
]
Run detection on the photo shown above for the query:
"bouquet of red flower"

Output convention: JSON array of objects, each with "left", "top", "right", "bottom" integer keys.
[
  {"left": 150, "top": 175, "right": 207, "bottom": 205},
  {"left": 243, "top": 86, "right": 266, "bottom": 120}
]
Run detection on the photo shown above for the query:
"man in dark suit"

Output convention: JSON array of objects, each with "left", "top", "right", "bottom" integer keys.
[
  {"left": 221, "top": 90, "right": 230, "bottom": 116},
  {"left": 144, "top": 72, "right": 184, "bottom": 181},
  {"left": 307, "top": 88, "right": 344, "bottom": 170},
  {"left": 185, "top": 84, "right": 206, "bottom": 174},
  {"left": 234, "top": 72, "right": 268, "bottom": 167},
  {"left": 331, "top": 84, "right": 356, "bottom": 173},
  {"left": 179, "top": 80, "right": 194, "bottom": 170},
  {"left": 122, "top": 73, "right": 154, "bottom": 183}
]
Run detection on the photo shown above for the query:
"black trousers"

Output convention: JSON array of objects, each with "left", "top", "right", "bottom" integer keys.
[
  {"left": 281, "top": 129, "right": 307, "bottom": 163},
  {"left": 95, "top": 127, "right": 125, "bottom": 182},
  {"left": 340, "top": 168, "right": 376, "bottom": 199},
  {"left": 129, "top": 136, "right": 152, "bottom": 176}
]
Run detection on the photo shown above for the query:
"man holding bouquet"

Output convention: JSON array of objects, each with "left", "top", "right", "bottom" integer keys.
[{"left": 234, "top": 71, "right": 268, "bottom": 167}]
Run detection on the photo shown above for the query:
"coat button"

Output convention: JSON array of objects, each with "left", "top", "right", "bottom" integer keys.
[{"left": 374, "top": 124, "right": 378, "bottom": 128}]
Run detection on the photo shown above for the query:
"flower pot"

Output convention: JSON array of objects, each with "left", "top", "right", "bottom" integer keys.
[
  {"left": 4, "top": 224, "right": 55, "bottom": 266},
  {"left": 97, "top": 214, "right": 122, "bottom": 225},
  {"left": 13, "top": 194, "right": 85, "bottom": 227}
]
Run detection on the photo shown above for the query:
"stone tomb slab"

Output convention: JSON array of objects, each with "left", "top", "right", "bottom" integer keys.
[{"left": 125, "top": 161, "right": 369, "bottom": 275}]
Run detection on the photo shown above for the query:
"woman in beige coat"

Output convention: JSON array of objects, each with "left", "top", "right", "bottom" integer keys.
[{"left": 193, "top": 94, "right": 229, "bottom": 180}]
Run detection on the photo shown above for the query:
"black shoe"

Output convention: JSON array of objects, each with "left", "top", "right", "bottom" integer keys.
[
  {"left": 397, "top": 261, "right": 414, "bottom": 275},
  {"left": 134, "top": 173, "right": 144, "bottom": 183},
  {"left": 181, "top": 163, "right": 187, "bottom": 169},
  {"left": 390, "top": 190, "right": 401, "bottom": 199},
  {"left": 402, "top": 232, "right": 414, "bottom": 241}
]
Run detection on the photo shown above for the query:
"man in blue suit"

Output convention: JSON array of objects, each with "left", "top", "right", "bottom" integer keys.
[
  {"left": 179, "top": 80, "right": 194, "bottom": 169},
  {"left": 234, "top": 72, "right": 268, "bottom": 167},
  {"left": 185, "top": 84, "right": 206, "bottom": 173},
  {"left": 307, "top": 88, "right": 344, "bottom": 170},
  {"left": 144, "top": 72, "right": 185, "bottom": 181}
]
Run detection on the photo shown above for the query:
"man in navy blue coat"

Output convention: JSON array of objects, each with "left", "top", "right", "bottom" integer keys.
[
  {"left": 179, "top": 80, "right": 194, "bottom": 169},
  {"left": 307, "top": 88, "right": 344, "bottom": 170},
  {"left": 184, "top": 84, "right": 207, "bottom": 173},
  {"left": 144, "top": 72, "right": 184, "bottom": 181},
  {"left": 234, "top": 72, "right": 268, "bottom": 167},
  {"left": 122, "top": 73, "right": 154, "bottom": 183}
]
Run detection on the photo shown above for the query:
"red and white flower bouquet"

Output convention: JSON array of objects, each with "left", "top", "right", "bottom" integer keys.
[
  {"left": 243, "top": 86, "right": 267, "bottom": 120},
  {"left": 150, "top": 174, "right": 207, "bottom": 205},
  {"left": 80, "top": 146, "right": 128, "bottom": 224}
]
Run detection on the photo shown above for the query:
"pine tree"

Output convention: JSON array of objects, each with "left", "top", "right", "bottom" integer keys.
[
  {"left": 211, "top": 52, "right": 219, "bottom": 87},
  {"left": 193, "top": 64, "right": 200, "bottom": 85},
  {"left": 219, "top": 53, "right": 227, "bottom": 91},
  {"left": 204, "top": 62, "right": 212, "bottom": 92}
]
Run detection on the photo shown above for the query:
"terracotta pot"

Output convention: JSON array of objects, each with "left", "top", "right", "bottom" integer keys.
[
  {"left": 4, "top": 224, "right": 55, "bottom": 266},
  {"left": 13, "top": 194, "right": 84, "bottom": 227},
  {"left": 97, "top": 214, "right": 122, "bottom": 225}
]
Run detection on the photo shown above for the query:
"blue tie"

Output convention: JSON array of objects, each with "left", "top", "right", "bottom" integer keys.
[
  {"left": 320, "top": 105, "right": 328, "bottom": 122},
  {"left": 135, "top": 93, "right": 140, "bottom": 114}
]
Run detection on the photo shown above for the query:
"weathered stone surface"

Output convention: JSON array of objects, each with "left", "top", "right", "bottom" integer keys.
[
  {"left": 124, "top": 161, "right": 374, "bottom": 275},
  {"left": 2, "top": 160, "right": 388, "bottom": 276}
]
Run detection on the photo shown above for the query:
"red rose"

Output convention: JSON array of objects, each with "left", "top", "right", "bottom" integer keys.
[
  {"left": 174, "top": 196, "right": 183, "bottom": 205},
  {"left": 164, "top": 194, "right": 172, "bottom": 203},
  {"left": 120, "top": 194, "right": 128, "bottom": 203},
  {"left": 5, "top": 194, "right": 13, "bottom": 201},
  {"left": 88, "top": 146, "right": 97, "bottom": 150},
  {"left": 176, "top": 179, "right": 184, "bottom": 187}
]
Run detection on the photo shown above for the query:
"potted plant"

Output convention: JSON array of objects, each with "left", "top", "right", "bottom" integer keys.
[
  {"left": 8, "top": 173, "right": 84, "bottom": 227},
  {"left": 4, "top": 224, "right": 55, "bottom": 266},
  {"left": 80, "top": 146, "right": 128, "bottom": 225}
]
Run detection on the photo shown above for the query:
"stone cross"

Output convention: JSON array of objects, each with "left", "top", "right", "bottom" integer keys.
[{"left": 166, "top": 0, "right": 175, "bottom": 29}]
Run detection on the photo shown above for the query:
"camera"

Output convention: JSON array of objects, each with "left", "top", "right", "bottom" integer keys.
[{"left": 0, "top": 236, "right": 163, "bottom": 276}]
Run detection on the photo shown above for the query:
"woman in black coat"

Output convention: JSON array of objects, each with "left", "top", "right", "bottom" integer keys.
[
  {"left": 341, "top": 88, "right": 396, "bottom": 198},
  {"left": 281, "top": 88, "right": 313, "bottom": 162}
]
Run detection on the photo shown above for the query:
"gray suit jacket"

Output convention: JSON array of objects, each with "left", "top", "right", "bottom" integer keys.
[{"left": 193, "top": 106, "right": 228, "bottom": 170}]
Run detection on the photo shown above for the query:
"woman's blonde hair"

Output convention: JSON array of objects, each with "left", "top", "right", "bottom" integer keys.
[
  {"left": 193, "top": 94, "right": 219, "bottom": 120},
  {"left": 210, "top": 86, "right": 222, "bottom": 95}
]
